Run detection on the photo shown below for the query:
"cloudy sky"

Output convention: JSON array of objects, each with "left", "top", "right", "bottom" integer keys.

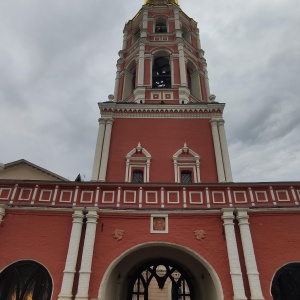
[{"left": 0, "top": 0, "right": 299, "bottom": 182}]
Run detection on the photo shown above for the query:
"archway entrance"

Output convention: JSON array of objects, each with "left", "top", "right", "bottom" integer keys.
[
  {"left": 271, "top": 263, "right": 300, "bottom": 300},
  {"left": 128, "top": 259, "right": 193, "bottom": 300},
  {"left": 98, "top": 242, "right": 223, "bottom": 300}
]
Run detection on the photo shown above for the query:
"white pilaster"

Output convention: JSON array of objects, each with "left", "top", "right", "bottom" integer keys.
[
  {"left": 75, "top": 208, "right": 99, "bottom": 300},
  {"left": 210, "top": 119, "right": 225, "bottom": 182},
  {"left": 58, "top": 208, "right": 85, "bottom": 300},
  {"left": 98, "top": 118, "right": 114, "bottom": 181},
  {"left": 0, "top": 205, "right": 6, "bottom": 225},
  {"left": 91, "top": 118, "right": 106, "bottom": 181},
  {"left": 122, "top": 30, "right": 128, "bottom": 50},
  {"left": 137, "top": 42, "right": 145, "bottom": 86},
  {"left": 113, "top": 64, "right": 122, "bottom": 100},
  {"left": 236, "top": 209, "right": 265, "bottom": 300},
  {"left": 203, "top": 64, "right": 211, "bottom": 100},
  {"left": 218, "top": 120, "right": 233, "bottom": 182},
  {"left": 221, "top": 208, "right": 247, "bottom": 300},
  {"left": 178, "top": 42, "right": 187, "bottom": 87}
]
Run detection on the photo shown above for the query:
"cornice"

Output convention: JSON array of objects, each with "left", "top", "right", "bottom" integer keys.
[{"left": 98, "top": 103, "right": 225, "bottom": 119}]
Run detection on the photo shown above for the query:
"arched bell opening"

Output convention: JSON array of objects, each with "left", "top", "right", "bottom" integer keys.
[{"left": 98, "top": 242, "right": 223, "bottom": 300}]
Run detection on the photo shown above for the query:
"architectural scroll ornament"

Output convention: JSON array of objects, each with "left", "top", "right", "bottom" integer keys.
[
  {"left": 113, "top": 229, "right": 124, "bottom": 241},
  {"left": 194, "top": 229, "right": 206, "bottom": 241}
]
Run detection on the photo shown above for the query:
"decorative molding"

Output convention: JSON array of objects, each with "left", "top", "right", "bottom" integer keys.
[
  {"left": 113, "top": 229, "right": 124, "bottom": 241},
  {"left": 151, "top": 214, "right": 168, "bottom": 233},
  {"left": 194, "top": 229, "right": 206, "bottom": 241}
]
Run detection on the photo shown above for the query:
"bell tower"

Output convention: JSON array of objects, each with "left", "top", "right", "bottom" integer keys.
[{"left": 91, "top": 0, "right": 233, "bottom": 183}]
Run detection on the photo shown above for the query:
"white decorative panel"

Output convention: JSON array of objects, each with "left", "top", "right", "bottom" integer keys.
[
  {"left": 59, "top": 190, "right": 73, "bottom": 203},
  {"left": 0, "top": 188, "right": 12, "bottom": 200},
  {"left": 167, "top": 191, "right": 180, "bottom": 204},
  {"left": 146, "top": 191, "right": 158, "bottom": 204},
  {"left": 39, "top": 190, "right": 53, "bottom": 202},
  {"left": 255, "top": 191, "right": 268, "bottom": 202},
  {"left": 124, "top": 190, "right": 137, "bottom": 204},
  {"left": 297, "top": 190, "right": 300, "bottom": 200},
  {"left": 80, "top": 191, "right": 94, "bottom": 204},
  {"left": 18, "top": 188, "right": 32, "bottom": 201},
  {"left": 102, "top": 191, "right": 115, "bottom": 204},
  {"left": 233, "top": 191, "right": 247, "bottom": 204},
  {"left": 212, "top": 191, "right": 225, "bottom": 204},
  {"left": 189, "top": 191, "right": 203, "bottom": 204},
  {"left": 276, "top": 190, "right": 290, "bottom": 202}
]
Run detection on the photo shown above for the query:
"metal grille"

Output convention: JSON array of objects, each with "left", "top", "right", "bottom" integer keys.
[
  {"left": 128, "top": 260, "right": 193, "bottom": 300},
  {"left": 132, "top": 170, "right": 143, "bottom": 183},
  {"left": 181, "top": 171, "right": 192, "bottom": 184}
]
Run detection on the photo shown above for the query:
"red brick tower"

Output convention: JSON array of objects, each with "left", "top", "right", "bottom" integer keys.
[{"left": 91, "top": 0, "right": 233, "bottom": 184}]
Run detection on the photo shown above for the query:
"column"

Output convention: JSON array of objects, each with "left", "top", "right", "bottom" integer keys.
[
  {"left": 91, "top": 118, "right": 106, "bottom": 181},
  {"left": 203, "top": 64, "right": 211, "bottom": 100},
  {"left": 236, "top": 209, "right": 265, "bottom": 300},
  {"left": 137, "top": 42, "right": 145, "bottom": 86},
  {"left": 196, "top": 28, "right": 201, "bottom": 50},
  {"left": 98, "top": 118, "right": 113, "bottom": 181},
  {"left": 222, "top": 209, "right": 247, "bottom": 300},
  {"left": 122, "top": 29, "right": 128, "bottom": 50},
  {"left": 178, "top": 42, "right": 187, "bottom": 86},
  {"left": 210, "top": 119, "right": 225, "bottom": 182},
  {"left": 75, "top": 208, "right": 99, "bottom": 300},
  {"left": 218, "top": 120, "right": 233, "bottom": 182},
  {"left": 113, "top": 63, "right": 122, "bottom": 100},
  {"left": 58, "top": 208, "right": 85, "bottom": 300},
  {"left": 0, "top": 205, "right": 6, "bottom": 225}
]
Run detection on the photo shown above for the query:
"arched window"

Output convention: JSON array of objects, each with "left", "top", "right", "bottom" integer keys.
[
  {"left": 0, "top": 260, "right": 52, "bottom": 300},
  {"left": 127, "top": 259, "right": 193, "bottom": 300},
  {"left": 271, "top": 263, "right": 300, "bottom": 300},
  {"left": 173, "top": 143, "right": 200, "bottom": 183},
  {"left": 152, "top": 56, "right": 171, "bottom": 88},
  {"left": 125, "top": 143, "right": 151, "bottom": 182},
  {"left": 155, "top": 18, "right": 167, "bottom": 33}
]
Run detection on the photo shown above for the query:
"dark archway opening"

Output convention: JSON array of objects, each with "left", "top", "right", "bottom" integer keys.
[
  {"left": 271, "top": 263, "right": 300, "bottom": 300},
  {"left": 0, "top": 260, "right": 52, "bottom": 300},
  {"left": 127, "top": 259, "right": 193, "bottom": 300}
]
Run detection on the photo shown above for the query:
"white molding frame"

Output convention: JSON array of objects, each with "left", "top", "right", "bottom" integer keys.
[
  {"left": 150, "top": 214, "right": 169, "bottom": 234},
  {"left": 59, "top": 190, "right": 73, "bottom": 203},
  {"left": 102, "top": 191, "right": 115, "bottom": 204},
  {"left": 0, "top": 188, "right": 12, "bottom": 200},
  {"left": 189, "top": 191, "right": 203, "bottom": 204},
  {"left": 255, "top": 191, "right": 268, "bottom": 203},
  {"left": 125, "top": 143, "right": 151, "bottom": 182},
  {"left": 233, "top": 191, "right": 247, "bottom": 204},
  {"left": 19, "top": 188, "right": 32, "bottom": 201},
  {"left": 212, "top": 191, "right": 226, "bottom": 204},
  {"left": 39, "top": 189, "right": 53, "bottom": 202},
  {"left": 124, "top": 190, "right": 137, "bottom": 204},
  {"left": 173, "top": 143, "right": 200, "bottom": 183},
  {"left": 80, "top": 191, "right": 94, "bottom": 204},
  {"left": 167, "top": 191, "right": 180, "bottom": 204},
  {"left": 276, "top": 190, "right": 290, "bottom": 202},
  {"left": 146, "top": 191, "right": 158, "bottom": 204}
]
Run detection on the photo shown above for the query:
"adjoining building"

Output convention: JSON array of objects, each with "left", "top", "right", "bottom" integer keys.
[{"left": 0, "top": 1, "right": 300, "bottom": 299}]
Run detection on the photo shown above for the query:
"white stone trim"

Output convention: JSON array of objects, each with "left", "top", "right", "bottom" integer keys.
[
  {"left": 59, "top": 190, "right": 73, "bottom": 203},
  {"left": 189, "top": 191, "right": 203, "bottom": 204},
  {"left": 75, "top": 208, "right": 99, "bottom": 300},
  {"left": 173, "top": 143, "right": 200, "bottom": 183},
  {"left": 221, "top": 208, "right": 247, "bottom": 300},
  {"left": 124, "top": 190, "right": 137, "bottom": 204},
  {"left": 212, "top": 191, "right": 226, "bottom": 204},
  {"left": 276, "top": 190, "right": 290, "bottom": 202},
  {"left": 18, "top": 188, "right": 32, "bottom": 201},
  {"left": 0, "top": 188, "right": 12, "bottom": 200},
  {"left": 146, "top": 191, "right": 158, "bottom": 204},
  {"left": 125, "top": 143, "right": 151, "bottom": 182},
  {"left": 39, "top": 189, "right": 53, "bottom": 202},
  {"left": 167, "top": 191, "right": 180, "bottom": 204},
  {"left": 102, "top": 191, "right": 115, "bottom": 204},
  {"left": 236, "top": 209, "right": 265, "bottom": 300},
  {"left": 255, "top": 191, "right": 268, "bottom": 203},
  {"left": 80, "top": 191, "right": 94, "bottom": 204},
  {"left": 150, "top": 214, "right": 169, "bottom": 233},
  {"left": 0, "top": 205, "right": 6, "bottom": 225},
  {"left": 58, "top": 208, "right": 84, "bottom": 300},
  {"left": 233, "top": 191, "right": 248, "bottom": 204}
]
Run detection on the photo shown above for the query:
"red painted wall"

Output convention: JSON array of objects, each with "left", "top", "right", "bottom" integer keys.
[
  {"left": 0, "top": 209, "right": 72, "bottom": 299},
  {"left": 106, "top": 118, "right": 218, "bottom": 183}
]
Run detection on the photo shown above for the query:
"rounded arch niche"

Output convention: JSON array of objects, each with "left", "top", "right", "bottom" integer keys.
[{"left": 98, "top": 242, "right": 223, "bottom": 300}]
